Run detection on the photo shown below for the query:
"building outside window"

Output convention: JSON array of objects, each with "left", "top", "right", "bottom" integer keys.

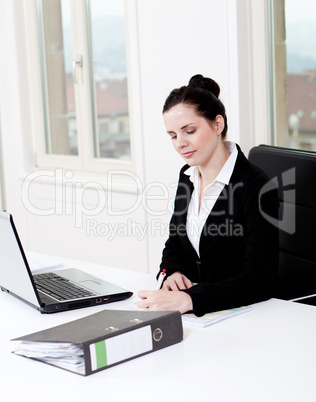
[{"left": 272, "top": 0, "right": 316, "bottom": 152}]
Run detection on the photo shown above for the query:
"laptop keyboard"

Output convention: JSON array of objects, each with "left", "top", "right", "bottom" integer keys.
[{"left": 33, "top": 272, "right": 97, "bottom": 301}]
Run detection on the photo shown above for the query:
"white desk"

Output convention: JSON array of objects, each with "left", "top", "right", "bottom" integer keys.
[{"left": 1, "top": 254, "right": 316, "bottom": 402}]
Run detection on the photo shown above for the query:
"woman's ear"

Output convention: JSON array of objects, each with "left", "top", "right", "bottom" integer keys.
[{"left": 214, "top": 115, "right": 225, "bottom": 135}]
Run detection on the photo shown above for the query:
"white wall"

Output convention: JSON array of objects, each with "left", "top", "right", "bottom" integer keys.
[
  {"left": 0, "top": 0, "right": 271, "bottom": 274},
  {"left": 136, "top": 0, "right": 243, "bottom": 273}
]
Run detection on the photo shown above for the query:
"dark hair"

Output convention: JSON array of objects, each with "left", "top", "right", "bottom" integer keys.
[{"left": 163, "top": 74, "right": 228, "bottom": 139}]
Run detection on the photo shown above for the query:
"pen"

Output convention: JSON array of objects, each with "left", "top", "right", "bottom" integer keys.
[{"left": 156, "top": 269, "right": 166, "bottom": 290}]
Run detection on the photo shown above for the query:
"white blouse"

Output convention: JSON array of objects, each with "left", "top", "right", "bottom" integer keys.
[{"left": 184, "top": 141, "right": 238, "bottom": 257}]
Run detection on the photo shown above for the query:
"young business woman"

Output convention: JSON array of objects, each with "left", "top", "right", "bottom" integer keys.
[{"left": 137, "top": 75, "right": 279, "bottom": 316}]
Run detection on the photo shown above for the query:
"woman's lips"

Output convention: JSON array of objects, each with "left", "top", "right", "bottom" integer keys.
[{"left": 182, "top": 151, "right": 195, "bottom": 158}]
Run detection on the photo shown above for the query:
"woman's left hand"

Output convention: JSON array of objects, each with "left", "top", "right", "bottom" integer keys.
[{"left": 137, "top": 290, "right": 193, "bottom": 314}]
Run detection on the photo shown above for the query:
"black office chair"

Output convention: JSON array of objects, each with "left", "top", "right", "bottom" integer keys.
[{"left": 248, "top": 144, "right": 316, "bottom": 305}]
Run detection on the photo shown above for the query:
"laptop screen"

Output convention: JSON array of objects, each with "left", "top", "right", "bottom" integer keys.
[{"left": 0, "top": 211, "right": 41, "bottom": 307}]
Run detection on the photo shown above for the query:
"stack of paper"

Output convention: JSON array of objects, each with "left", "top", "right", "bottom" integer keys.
[{"left": 13, "top": 342, "right": 85, "bottom": 374}]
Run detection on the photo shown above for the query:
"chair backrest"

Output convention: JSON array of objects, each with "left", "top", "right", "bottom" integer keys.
[{"left": 248, "top": 144, "right": 316, "bottom": 300}]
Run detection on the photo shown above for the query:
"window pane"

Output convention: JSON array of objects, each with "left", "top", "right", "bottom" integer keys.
[
  {"left": 285, "top": 0, "right": 316, "bottom": 151},
  {"left": 38, "top": 0, "right": 78, "bottom": 155},
  {"left": 88, "top": 0, "right": 131, "bottom": 160}
]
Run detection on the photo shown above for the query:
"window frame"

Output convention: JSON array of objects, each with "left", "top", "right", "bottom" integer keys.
[
  {"left": 24, "top": 0, "right": 138, "bottom": 176},
  {"left": 268, "top": 0, "right": 289, "bottom": 148},
  {"left": 245, "top": 0, "right": 274, "bottom": 148}
]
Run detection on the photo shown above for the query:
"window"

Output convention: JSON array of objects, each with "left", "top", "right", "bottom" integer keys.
[
  {"left": 271, "top": 0, "right": 316, "bottom": 152},
  {"left": 33, "top": 0, "right": 133, "bottom": 171}
]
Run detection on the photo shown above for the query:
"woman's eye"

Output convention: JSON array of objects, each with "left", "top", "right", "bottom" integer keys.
[
  {"left": 171, "top": 135, "right": 177, "bottom": 140},
  {"left": 187, "top": 130, "right": 195, "bottom": 134}
]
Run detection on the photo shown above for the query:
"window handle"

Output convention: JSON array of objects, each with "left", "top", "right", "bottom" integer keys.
[{"left": 72, "top": 55, "right": 83, "bottom": 84}]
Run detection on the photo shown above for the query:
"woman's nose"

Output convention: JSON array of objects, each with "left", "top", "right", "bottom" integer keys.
[{"left": 175, "top": 134, "right": 188, "bottom": 148}]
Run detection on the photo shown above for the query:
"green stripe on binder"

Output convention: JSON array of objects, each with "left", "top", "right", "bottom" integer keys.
[{"left": 95, "top": 340, "right": 107, "bottom": 369}]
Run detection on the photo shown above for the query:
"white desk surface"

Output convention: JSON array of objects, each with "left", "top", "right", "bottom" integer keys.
[{"left": 1, "top": 253, "right": 316, "bottom": 402}]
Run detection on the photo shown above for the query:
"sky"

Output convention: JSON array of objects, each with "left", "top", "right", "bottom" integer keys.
[
  {"left": 285, "top": 0, "right": 316, "bottom": 67},
  {"left": 285, "top": 0, "right": 316, "bottom": 22}
]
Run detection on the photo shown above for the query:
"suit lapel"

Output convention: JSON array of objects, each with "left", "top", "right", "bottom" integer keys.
[
  {"left": 199, "top": 147, "right": 248, "bottom": 256},
  {"left": 199, "top": 186, "right": 231, "bottom": 254},
  {"left": 175, "top": 171, "right": 198, "bottom": 254}
]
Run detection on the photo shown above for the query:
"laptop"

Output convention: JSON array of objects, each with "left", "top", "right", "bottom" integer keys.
[{"left": 0, "top": 211, "right": 133, "bottom": 313}]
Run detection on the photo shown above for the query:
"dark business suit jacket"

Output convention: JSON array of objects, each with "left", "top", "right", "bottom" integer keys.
[{"left": 160, "top": 145, "right": 279, "bottom": 316}]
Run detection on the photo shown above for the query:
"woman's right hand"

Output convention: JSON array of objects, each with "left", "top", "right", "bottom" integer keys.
[{"left": 161, "top": 272, "right": 193, "bottom": 291}]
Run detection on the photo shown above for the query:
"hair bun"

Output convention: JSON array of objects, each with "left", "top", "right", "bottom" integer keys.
[{"left": 188, "top": 74, "right": 220, "bottom": 98}]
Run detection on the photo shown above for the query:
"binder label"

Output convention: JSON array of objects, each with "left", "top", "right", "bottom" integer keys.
[{"left": 90, "top": 325, "right": 153, "bottom": 371}]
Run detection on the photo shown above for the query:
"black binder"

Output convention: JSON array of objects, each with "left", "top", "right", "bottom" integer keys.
[{"left": 11, "top": 309, "right": 183, "bottom": 376}]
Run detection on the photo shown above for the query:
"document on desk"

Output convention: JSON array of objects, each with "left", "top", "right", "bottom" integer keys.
[
  {"left": 11, "top": 309, "right": 183, "bottom": 376},
  {"left": 182, "top": 306, "right": 253, "bottom": 328}
]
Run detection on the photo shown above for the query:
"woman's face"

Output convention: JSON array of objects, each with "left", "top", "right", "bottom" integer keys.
[{"left": 163, "top": 103, "right": 224, "bottom": 169}]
